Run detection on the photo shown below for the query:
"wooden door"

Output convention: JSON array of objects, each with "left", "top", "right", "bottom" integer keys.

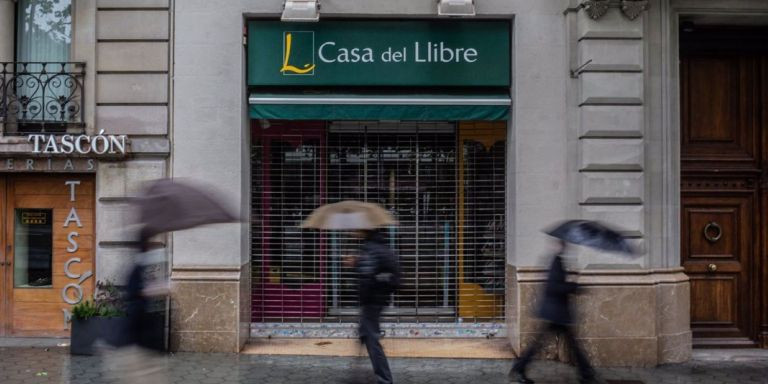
[
  {"left": 2, "top": 175, "right": 94, "bottom": 336},
  {"left": 681, "top": 193, "right": 757, "bottom": 347},
  {"left": 681, "top": 30, "right": 764, "bottom": 347}
]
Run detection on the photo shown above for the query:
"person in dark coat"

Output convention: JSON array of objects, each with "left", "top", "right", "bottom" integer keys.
[
  {"left": 103, "top": 227, "right": 169, "bottom": 384},
  {"left": 509, "top": 240, "right": 595, "bottom": 384},
  {"left": 345, "top": 229, "right": 400, "bottom": 384}
]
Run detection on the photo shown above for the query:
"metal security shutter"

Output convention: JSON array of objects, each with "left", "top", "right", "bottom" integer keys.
[{"left": 251, "top": 120, "right": 506, "bottom": 323}]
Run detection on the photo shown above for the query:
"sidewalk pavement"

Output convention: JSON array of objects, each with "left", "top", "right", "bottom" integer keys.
[{"left": 0, "top": 343, "right": 766, "bottom": 383}]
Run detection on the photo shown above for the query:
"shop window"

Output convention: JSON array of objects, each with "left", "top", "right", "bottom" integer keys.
[
  {"left": 251, "top": 121, "right": 506, "bottom": 323},
  {"left": 14, "top": 208, "right": 54, "bottom": 288}
]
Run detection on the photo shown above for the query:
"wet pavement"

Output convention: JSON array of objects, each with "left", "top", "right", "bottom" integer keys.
[{"left": 0, "top": 345, "right": 766, "bottom": 383}]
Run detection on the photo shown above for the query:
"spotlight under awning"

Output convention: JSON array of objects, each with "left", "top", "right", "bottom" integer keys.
[
  {"left": 281, "top": 0, "right": 319, "bottom": 22},
  {"left": 437, "top": 0, "right": 476, "bottom": 17}
]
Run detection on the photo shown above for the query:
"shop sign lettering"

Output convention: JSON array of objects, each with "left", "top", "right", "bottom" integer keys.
[
  {"left": 4, "top": 158, "right": 96, "bottom": 172},
  {"left": 248, "top": 21, "right": 510, "bottom": 87},
  {"left": 28, "top": 130, "right": 127, "bottom": 156},
  {"left": 61, "top": 180, "right": 93, "bottom": 327},
  {"left": 312, "top": 41, "right": 478, "bottom": 65}
]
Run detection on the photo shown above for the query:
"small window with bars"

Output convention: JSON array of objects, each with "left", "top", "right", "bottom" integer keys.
[{"left": 251, "top": 120, "right": 506, "bottom": 324}]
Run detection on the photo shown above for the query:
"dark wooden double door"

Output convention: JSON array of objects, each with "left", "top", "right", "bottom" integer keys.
[{"left": 680, "top": 28, "right": 768, "bottom": 348}]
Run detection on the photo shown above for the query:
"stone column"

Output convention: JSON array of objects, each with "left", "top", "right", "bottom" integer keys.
[
  {"left": 570, "top": 2, "right": 691, "bottom": 365},
  {"left": 511, "top": 1, "right": 691, "bottom": 367},
  {"left": 170, "top": 0, "right": 251, "bottom": 353}
]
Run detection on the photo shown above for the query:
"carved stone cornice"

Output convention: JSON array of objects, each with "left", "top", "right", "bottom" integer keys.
[
  {"left": 621, "top": 0, "right": 649, "bottom": 20},
  {"left": 582, "top": 0, "right": 609, "bottom": 20},
  {"left": 579, "top": 0, "right": 649, "bottom": 21}
]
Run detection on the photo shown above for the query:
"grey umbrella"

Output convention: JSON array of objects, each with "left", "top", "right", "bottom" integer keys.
[
  {"left": 545, "top": 220, "right": 637, "bottom": 256},
  {"left": 136, "top": 178, "right": 239, "bottom": 237}
]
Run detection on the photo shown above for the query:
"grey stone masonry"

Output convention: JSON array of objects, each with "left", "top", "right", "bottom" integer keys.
[
  {"left": 570, "top": 5, "right": 647, "bottom": 266},
  {"left": 94, "top": 0, "right": 171, "bottom": 283}
]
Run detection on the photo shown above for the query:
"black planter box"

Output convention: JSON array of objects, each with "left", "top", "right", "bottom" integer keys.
[
  {"left": 100, "top": 317, "right": 130, "bottom": 347},
  {"left": 70, "top": 318, "right": 101, "bottom": 355},
  {"left": 71, "top": 317, "right": 132, "bottom": 355},
  {"left": 70, "top": 314, "right": 166, "bottom": 354}
]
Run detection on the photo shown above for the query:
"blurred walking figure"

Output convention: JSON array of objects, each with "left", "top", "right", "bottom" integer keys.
[
  {"left": 105, "top": 179, "right": 238, "bottom": 384},
  {"left": 346, "top": 230, "right": 400, "bottom": 384},
  {"left": 104, "top": 228, "right": 169, "bottom": 384},
  {"left": 510, "top": 220, "right": 636, "bottom": 384},
  {"left": 509, "top": 239, "right": 594, "bottom": 384},
  {"left": 302, "top": 201, "right": 400, "bottom": 384}
]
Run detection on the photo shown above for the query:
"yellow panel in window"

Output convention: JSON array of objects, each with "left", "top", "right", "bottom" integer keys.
[{"left": 458, "top": 121, "right": 507, "bottom": 320}]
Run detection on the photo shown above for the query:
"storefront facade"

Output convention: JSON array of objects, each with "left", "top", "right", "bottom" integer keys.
[
  {"left": 247, "top": 20, "right": 510, "bottom": 334},
  {"left": 169, "top": 0, "right": 768, "bottom": 365},
  {"left": 0, "top": 0, "right": 171, "bottom": 336},
  {"left": 4, "top": 0, "right": 765, "bottom": 368}
]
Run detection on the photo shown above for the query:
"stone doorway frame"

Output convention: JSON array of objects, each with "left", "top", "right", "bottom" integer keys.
[{"left": 655, "top": 0, "right": 768, "bottom": 348}]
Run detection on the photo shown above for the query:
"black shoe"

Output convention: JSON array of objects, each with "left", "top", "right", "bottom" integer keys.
[
  {"left": 579, "top": 375, "right": 599, "bottom": 384},
  {"left": 509, "top": 368, "right": 534, "bottom": 384}
]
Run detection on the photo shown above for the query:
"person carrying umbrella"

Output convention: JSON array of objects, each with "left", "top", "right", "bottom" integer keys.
[
  {"left": 104, "top": 179, "right": 238, "bottom": 384},
  {"left": 510, "top": 220, "right": 634, "bottom": 384},
  {"left": 302, "top": 201, "right": 400, "bottom": 384}
]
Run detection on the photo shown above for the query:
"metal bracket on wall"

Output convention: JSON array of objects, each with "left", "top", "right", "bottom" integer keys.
[
  {"left": 570, "top": 59, "right": 593, "bottom": 79},
  {"left": 566, "top": 0, "right": 649, "bottom": 21}
]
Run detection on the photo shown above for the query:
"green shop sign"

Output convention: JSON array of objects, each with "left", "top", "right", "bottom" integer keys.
[{"left": 247, "top": 20, "right": 510, "bottom": 87}]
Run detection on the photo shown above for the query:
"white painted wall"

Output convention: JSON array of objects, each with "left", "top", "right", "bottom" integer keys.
[
  {"left": 172, "top": 1, "right": 252, "bottom": 267},
  {"left": 511, "top": 1, "right": 570, "bottom": 267}
]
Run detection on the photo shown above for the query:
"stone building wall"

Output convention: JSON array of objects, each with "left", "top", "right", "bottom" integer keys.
[{"left": 166, "top": 0, "right": 697, "bottom": 364}]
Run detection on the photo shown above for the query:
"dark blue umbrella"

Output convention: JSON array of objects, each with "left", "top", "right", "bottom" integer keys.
[{"left": 545, "top": 220, "right": 637, "bottom": 256}]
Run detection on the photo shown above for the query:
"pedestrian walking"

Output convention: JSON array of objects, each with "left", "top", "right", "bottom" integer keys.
[
  {"left": 510, "top": 220, "right": 636, "bottom": 384},
  {"left": 345, "top": 229, "right": 401, "bottom": 384},
  {"left": 509, "top": 240, "right": 595, "bottom": 384},
  {"left": 103, "top": 229, "right": 169, "bottom": 384},
  {"left": 103, "top": 178, "right": 239, "bottom": 384},
  {"left": 300, "top": 200, "right": 400, "bottom": 384}
]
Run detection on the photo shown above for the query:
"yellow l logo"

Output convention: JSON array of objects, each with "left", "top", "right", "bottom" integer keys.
[{"left": 280, "top": 33, "right": 316, "bottom": 74}]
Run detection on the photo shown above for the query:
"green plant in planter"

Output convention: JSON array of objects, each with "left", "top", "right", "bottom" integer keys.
[
  {"left": 71, "top": 299, "right": 101, "bottom": 320},
  {"left": 71, "top": 280, "right": 126, "bottom": 320}
]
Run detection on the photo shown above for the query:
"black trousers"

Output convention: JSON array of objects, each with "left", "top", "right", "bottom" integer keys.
[
  {"left": 512, "top": 322, "right": 594, "bottom": 379},
  {"left": 359, "top": 304, "right": 393, "bottom": 384}
]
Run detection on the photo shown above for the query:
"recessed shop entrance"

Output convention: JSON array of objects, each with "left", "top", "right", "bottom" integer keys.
[
  {"left": 0, "top": 175, "right": 94, "bottom": 336},
  {"left": 679, "top": 26, "right": 768, "bottom": 348}
]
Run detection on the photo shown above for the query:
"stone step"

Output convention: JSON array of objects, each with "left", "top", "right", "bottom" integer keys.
[
  {"left": 692, "top": 338, "right": 759, "bottom": 349},
  {"left": 243, "top": 338, "right": 515, "bottom": 359}
]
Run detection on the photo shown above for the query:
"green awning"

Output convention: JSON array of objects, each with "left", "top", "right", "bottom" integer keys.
[{"left": 248, "top": 93, "right": 511, "bottom": 121}]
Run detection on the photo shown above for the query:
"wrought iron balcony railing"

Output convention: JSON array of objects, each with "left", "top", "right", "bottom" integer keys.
[{"left": 0, "top": 62, "right": 85, "bottom": 135}]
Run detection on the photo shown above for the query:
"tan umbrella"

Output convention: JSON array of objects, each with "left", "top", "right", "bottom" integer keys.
[{"left": 300, "top": 200, "right": 397, "bottom": 230}]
